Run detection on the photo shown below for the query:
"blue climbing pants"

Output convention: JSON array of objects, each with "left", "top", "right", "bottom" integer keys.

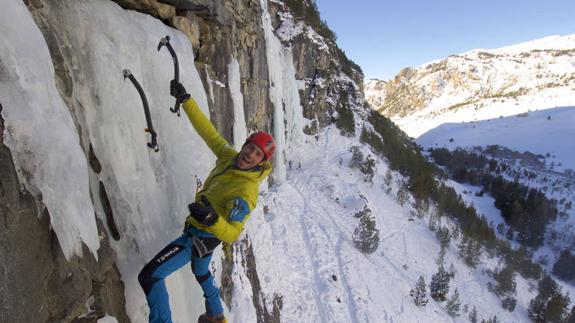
[{"left": 138, "top": 234, "right": 223, "bottom": 323}]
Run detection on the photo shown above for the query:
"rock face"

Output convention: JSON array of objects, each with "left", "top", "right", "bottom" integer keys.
[
  {"left": 0, "top": 104, "right": 129, "bottom": 322},
  {"left": 267, "top": 1, "right": 364, "bottom": 135},
  {"left": 187, "top": 0, "right": 274, "bottom": 142},
  {"left": 2, "top": 0, "right": 363, "bottom": 322}
]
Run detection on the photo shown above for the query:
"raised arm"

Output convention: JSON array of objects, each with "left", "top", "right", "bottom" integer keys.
[{"left": 170, "top": 80, "right": 236, "bottom": 158}]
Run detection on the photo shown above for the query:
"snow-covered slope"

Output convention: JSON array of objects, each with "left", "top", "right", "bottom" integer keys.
[
  {"left": 364, "top": 33, "right": 575, "bottom": 306},
  {"left": 418, "top": 106, "right": 575, "bottom": 278},
  {"left": 365, "top": 34, "right": 575, "bottom": 139},
  {"left": 363, "top": 34, "right": 575, "bottom": 321},
  {"left": 418, "top": 106, "right": 575, "bottom": 172},
  {"left": 243, "top": 126, "right": 536, "bottom": 323}
]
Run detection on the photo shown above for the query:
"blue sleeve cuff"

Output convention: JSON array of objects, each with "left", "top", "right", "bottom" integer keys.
[{"left": 229, "top": 198, "right": 250, "bottom": 222}]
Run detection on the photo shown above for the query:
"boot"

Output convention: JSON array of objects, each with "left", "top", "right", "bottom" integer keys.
[{"left": 198, "top": 313, "right": 227, "bottom": 323}]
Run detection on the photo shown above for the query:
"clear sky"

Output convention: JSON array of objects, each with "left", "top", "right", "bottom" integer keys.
[{"left": 314, "top": 0, "right": 575, "bottom": 80}]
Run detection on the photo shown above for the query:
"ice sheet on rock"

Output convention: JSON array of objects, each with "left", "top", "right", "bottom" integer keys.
[
  {"left": 228, "top": 57, "right": 248, "bottom": 150},
  {"left": 0, "top": 0, "right": 216, "bottom": 321},
  {"left": 0, "top": 0, "right": 99, "bottom": 260},
  {"left": 260, "top": 0, "right": 307, "bottom": 184},
  {"left": 62, "top": 0, "right": 214, "bottom": 321}
]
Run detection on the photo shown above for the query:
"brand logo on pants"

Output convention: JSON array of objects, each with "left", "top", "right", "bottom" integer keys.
[{"left": 156, "top": 245, "right": 180, "bottom": 264}]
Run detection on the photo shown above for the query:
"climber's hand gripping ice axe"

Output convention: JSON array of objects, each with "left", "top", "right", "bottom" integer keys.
[
  {"left": 123, "top": 69, "right": 159, "bottom": 152},
  {"left": 157, "top": 35, "right": 182, "bottom": 116}
]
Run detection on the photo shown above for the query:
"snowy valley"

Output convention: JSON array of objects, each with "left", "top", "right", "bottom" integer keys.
[{"left": 366, "top": 34, "right": 575, "bottom": 322}]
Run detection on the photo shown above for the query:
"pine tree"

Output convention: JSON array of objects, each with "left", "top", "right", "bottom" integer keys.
[
  {"left": 469, "top": 305, "right": 478, "bottom": 323},
  {"left": 428, "top": 210, "right": 439, "bottom": 231},
  {"left": 430, "top": 265, "right": 450, "bottom": 302},
  {"left": 536, "top": 275, "right": 557, "bottom": 298},
  {"left": 410, "top": 276, "right": 429, "bottom": 307},
  {"left": 491, "top": 263, "right": 517, "bottom": 312},
  {"left": 481, "top": 315, "right": 499, "bottom": 323},
  {"left": 446, "top": 288, "right": 461, "bottom": 317},
  {"left": 436, "top": 248, "right": 447, "bottom": 267},
  {"left": 566, "top": 305, "right": 575, "bottom": 323},
  {"left": 448, "top": 263, "right": 456, "bottom": 278},
  {"left": 436, "top": 226, "right": 451, "bottom": 250},
  {"left": 528, "top": 275, "right": 570, "bottom": 322},
  {"left": 458, "top": 235, "right": 469, "bottom": 257},
  {"left": 384, "top": 169, "right": 393, "bottom": 187},
  {"left": 360, "top": 155, "right": 376, "bottom": 183},
  {"left": 529, "top": 293, "right": 548, "bottom": 322},
  {"left": 459, "top": 236, "right": 481, "bottom": 268},
  {"left": 414, "top": 197, "right": 429, "bottom": 218},
  {"left": 396, "top": 183, "right": 409, "bottom": 206},
  {"left": 349, "top": 146, "right": 364, "bottom": 169},
  {"left": 352, "top": 210, "right": 380, "bottom": 254},
  {"left": 436, "top": 227, "right": 451, "bottom": 266},
  {"left": 383, "top": 169, "right": 393, "bottom": 194},
  {"left": 493, "top": 264, "right": 516, "bottom": 296},
  {"left": 469, "top": 239, "right": 482, "bottom": 267},
  {"left": 544, "top": 292, "right": 570, "bottom": 322},
  {"left": 552, "top": 249, "right": 575, "bottom": 283},
  {"left": 501, "top": 297, "right": 517, "bottom": 312}
]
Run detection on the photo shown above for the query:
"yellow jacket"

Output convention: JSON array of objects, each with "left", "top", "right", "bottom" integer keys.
[{"left": 182, "top": 98, "right": 272, "bottom": 243}]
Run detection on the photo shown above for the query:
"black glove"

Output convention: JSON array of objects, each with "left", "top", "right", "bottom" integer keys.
[
  {"left": 170, "top": 79, "right": 190, "bottom": 102},
  {"left": 188, "top": 196, "right": 218, "bottom": 226}
]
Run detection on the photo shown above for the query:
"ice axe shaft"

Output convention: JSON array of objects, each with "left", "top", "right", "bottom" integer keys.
[
  {"left": 158, "top": 35, "right": 181, "bottom": 116},
  {"left": 123, "top": 69, "right": 159, "bottom": 152}
]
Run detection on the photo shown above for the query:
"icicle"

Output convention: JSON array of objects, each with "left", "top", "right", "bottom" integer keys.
[
  {"left": 228, "top": 57, "right": 248, "bottom": 150},
  {"left": 260, "top": 0, "right": 307, "bottom": 184}
]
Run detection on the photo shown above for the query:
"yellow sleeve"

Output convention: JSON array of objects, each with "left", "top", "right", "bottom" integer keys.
[
  {"left": 182, "top": 98, "right": 236, "bottom": 159},
  {"left": 208, "top": 214, "right": 251, "bottom": 243},
  {"left": 203, "top": 197, "right": 253, "bottom": 243}
]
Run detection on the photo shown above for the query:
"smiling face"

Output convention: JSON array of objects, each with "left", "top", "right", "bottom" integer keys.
[{"left": 236, "top": 142, "right": 265, "bottom": 170}]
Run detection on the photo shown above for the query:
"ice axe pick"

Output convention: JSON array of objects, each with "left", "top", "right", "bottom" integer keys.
[
  {"left": 158, "top": 35, "right": 182, "bottom": 116},
  {"left": 123, "top": 69, "right": 159, "bottom": 152}
]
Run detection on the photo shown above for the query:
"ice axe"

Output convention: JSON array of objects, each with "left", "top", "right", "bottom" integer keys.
[
  {"left": 158, "top": 35, "right": 181, "bottom": 116},
  {"left": 123, "top": 69, "right": 159, "bottom": 152}
]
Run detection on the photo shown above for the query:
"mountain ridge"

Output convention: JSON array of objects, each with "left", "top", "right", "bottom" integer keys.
[{"left": 365, "top": 33, "right": 575, "bottom": 138}]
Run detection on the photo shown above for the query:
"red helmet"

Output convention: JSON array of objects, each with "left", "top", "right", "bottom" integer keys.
[{"left": 246, "top": 131, "right": 276, "bottom": 160}]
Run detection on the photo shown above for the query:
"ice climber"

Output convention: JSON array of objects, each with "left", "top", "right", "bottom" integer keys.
[{"left": 138, "top": 80, "right": 275, "bottom": 323}]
